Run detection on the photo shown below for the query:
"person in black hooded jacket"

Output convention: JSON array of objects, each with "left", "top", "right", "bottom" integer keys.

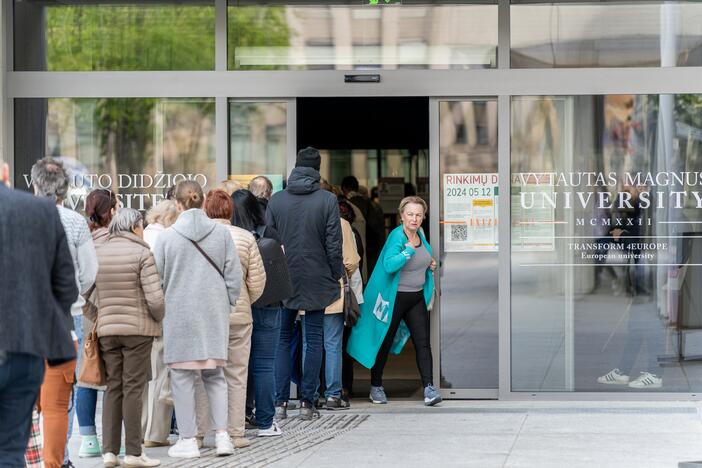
[{"left": 266, "top": 147, "right": 343, "bottom": 420}]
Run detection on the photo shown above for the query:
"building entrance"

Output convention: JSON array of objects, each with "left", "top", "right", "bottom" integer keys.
[{"left": 297, "top": 97, "right": 430, "bottom": 400}]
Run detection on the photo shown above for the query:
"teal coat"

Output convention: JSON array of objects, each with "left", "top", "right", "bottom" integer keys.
[{"left": 347, "top": 225, "right": 434, "bottom": 369}]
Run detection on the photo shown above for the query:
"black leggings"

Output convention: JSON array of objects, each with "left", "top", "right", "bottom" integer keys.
[{"left": 371, "top": 291, "right": 433, "bottom": 388}]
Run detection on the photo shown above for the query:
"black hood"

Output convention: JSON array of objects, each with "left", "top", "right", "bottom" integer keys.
[{"left": 287, "top": 167, "right": 320, "bottom": 195}]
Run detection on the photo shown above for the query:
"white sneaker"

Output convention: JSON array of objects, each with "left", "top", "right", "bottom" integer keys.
[
  {"left": 103, "top": 452, "right": 120, "bottom": 467},
  {"left": 167, "top": 438, "right": 200, "bottom": 459},
  {"left": 215, "top": 432, "right": 235, "bottom": 456},
  {"left": 258, "top": 422, "right": 283, "bottom": 437},
  {"left": 597, "top": 368, "right": 630, "bottom": 385},
  {"left": 123, "top": 453, "right": 160, "bottom": 468},
  {"left": 628, "top": 372, "right": 662, "bottom": 389}
]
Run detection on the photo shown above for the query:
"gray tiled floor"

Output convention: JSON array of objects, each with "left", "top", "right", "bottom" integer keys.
[{"left": 69, "top": 400, "right": 702, "bottom": 467}]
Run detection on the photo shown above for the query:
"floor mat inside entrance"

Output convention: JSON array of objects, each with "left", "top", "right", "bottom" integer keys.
[{"left": 163, "top": 414, "right": 369, "bottom": 467}]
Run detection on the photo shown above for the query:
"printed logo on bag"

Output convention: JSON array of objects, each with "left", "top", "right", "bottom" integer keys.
[{"left": 373, "top": 294, "right": 390, "bottom": 323}]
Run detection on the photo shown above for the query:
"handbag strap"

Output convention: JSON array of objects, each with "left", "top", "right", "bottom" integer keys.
[{"left": 176, "top": 231, "right": 224, "bottom": 279}]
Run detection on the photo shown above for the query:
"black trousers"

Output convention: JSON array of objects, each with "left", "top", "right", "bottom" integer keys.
[{"left": 371, "top": 291, "right": 433, "bottom": 388}]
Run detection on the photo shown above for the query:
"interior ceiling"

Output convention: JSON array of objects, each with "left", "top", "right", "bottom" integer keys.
[{"left": 297, "top": 97, "right": 429, "bottom": 151}]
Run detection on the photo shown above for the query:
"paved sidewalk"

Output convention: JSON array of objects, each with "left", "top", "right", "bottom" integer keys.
[{"left": 69, "top": 400, "right": 702, "bottom": 467}]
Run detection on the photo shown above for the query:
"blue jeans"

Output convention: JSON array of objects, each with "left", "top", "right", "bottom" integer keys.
[
  {"left": 302, "top": 313, "right": 344, "bottom": 399},
  {"left": 0, "top": 352, "right": 45, "bottom": 468},
  {"left": 275, "top": 308, "right": 324, "bottom": 405},
  {"left": 250, "top": 306, "right": 281, "bottom": 430}
]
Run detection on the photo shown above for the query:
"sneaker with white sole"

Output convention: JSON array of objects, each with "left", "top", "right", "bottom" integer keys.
[
  {"left": 423, "top": 385, "right": 442, "bottom": 406},
  {"left": 167, "top": 438, "right": 200, "bottom": 459},
  {"left": 78, "top": 435, "right": 101, "bottom": 458},
  {"left": 369, "top": 385, "right": 387, "bottom": 404},
  {"left": 258, "top": 422, "right": 283, "bottom": 437},
  {"left": 102, "top": 453, "right": 120, "bottom": 468},
  {"left": 123, "top": 453, "right": 160, "bottom": 468},
  {"left": 597, "top": 368, "right": 630, "bottom": 385},
  {"left": 215, "top": 432, "right": 234, "bottom": 456},
  {"left": 628, "top": 372, "right": 662, "bottom": 389}
]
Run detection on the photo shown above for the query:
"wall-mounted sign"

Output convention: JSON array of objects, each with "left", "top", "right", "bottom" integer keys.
[
  {"left": 511, "top": 173, "right": 556, "bottom": 251},
  {"left": 443, "top": 173, "right": 498, "bottom": 252},
  {"left": 22, "top": 169, "right": 208, "bottom": 211}
]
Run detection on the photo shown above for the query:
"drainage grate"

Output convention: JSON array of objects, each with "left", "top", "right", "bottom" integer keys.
[{"left": 162, "top": 414, "right": 369, "bottom": 468}]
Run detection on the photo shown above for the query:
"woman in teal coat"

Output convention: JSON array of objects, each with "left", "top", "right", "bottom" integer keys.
[{"left": 347, "top": 196, "right": 441, "bottom": 406}]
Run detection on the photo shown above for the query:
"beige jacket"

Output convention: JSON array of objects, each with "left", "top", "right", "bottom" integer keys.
[
  {"left": 213, "top": 219, "right": 266, "bottom": 325},
  {"left": 302, "top": 219, "right": 360, "bottom": 315},
  {"left": 82, "top": 228, "right": 109, "bottom": 322},
  {"left": 93, "top": 232, "right": 165, "bottom": 337}
]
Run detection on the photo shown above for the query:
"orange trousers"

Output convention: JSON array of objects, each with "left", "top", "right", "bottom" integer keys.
[{"left": 38, "top": 352, "right": 76, "bottom": 468}]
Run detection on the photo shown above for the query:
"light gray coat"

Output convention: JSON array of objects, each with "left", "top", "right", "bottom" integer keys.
[{"left": 153, "top": 208, "right": 242, "bottom": 364}]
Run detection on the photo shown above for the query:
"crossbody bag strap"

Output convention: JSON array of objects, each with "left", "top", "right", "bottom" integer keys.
[
  {"left": 188, "top": 239, "right": 224, "bottom": 279},
  {"left": 176, "top": 231, "right": 225, "bottom": 279}
]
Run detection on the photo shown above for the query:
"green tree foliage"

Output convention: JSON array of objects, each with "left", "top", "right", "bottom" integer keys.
[
  {"left": 46, "top": 5, "right": 215, "bottom": 71},
  {"left": 44, "top": 5, "right": 219, "bottom": 190},
  {"left": 228, "top": 6, "right": 291, "bottom": 70}
]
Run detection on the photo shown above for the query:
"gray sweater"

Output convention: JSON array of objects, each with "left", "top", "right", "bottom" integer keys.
[{"left": 153, "top": 209, "right": 242, "bottom": 364}]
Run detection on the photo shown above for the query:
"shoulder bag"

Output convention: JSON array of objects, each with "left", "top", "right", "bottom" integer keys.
[
  {"left": 343, "top": 272, "right": 361, "bottom": 327},
  {"left": 77, "top": 319, "right": 105, "bottom": 387}
]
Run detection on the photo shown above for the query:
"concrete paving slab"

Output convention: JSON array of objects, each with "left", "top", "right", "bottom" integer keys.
[{"left": 69, "top": 400, "right": 702, "bottom": 467}]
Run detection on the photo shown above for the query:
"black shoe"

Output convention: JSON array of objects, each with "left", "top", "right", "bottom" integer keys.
[
  {"left": 325, "top": 396, "right": 350, "bottom": 410},
  {"left": 245, "top": 413, "right": 257, "bottom": 429},
  {"left": 61, "top": 461, "right": 75, "bottom": 468},
  {"left": 299, "top": 401, "right": 320, "bottom": 420}
]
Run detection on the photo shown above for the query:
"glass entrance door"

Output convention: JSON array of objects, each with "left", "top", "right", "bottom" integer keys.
[{"left": 432, "top": 98, "right": 499, "bottom": 397}]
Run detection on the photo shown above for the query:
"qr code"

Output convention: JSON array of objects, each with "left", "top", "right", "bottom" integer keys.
[{"left": 451, "top": 224, "right": 468, "bottom": 241}]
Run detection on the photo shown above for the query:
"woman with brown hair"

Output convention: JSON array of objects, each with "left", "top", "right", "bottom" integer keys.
[{"left": 75, "top": 189, "right": 117, "bottom": 458}]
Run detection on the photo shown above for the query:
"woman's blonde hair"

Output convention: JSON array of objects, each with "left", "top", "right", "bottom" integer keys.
[
  {"left": 398, "top": 196, "right": 427, "bottom": 218},
  {"left": 216, "top": 179, "right": 243, "bottom": 195},
  {"left": 175, "top": 180, "right": 204, "bottom": 210},
  {"left": 145, "top": 199, "right": 179, "bottom": 228}
]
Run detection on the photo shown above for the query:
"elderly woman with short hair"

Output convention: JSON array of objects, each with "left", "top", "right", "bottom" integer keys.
[{"left": 93, "top": 208, "right": 165, "bottom": 468}]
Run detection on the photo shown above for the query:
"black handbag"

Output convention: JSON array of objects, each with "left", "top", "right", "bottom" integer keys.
[{"left": 343, "top": 272, "right": 361, "bottom": 327}]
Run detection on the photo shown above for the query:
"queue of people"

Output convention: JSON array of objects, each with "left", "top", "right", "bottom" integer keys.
[{"left": 0, "top": 149, "right": 441, "bottom": 468}]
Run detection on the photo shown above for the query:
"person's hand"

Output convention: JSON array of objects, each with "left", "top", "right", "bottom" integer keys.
[{"left": 430, "top": 259, "right": 437, "bottom": 271}]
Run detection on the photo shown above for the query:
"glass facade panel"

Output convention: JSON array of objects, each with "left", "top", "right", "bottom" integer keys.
[
  {"left": 14, "top": 98, "right": 216, "bottom": 211},
  {"left": 511, "top": 3, "right": 702, "bottom": 68},
  {"left": 439, "top": 99, "right": 498, "bottom": 389},
  {"left": 14, "top": 1, "right": 215, "bottom": 71},
  {"left": 511, "top": 94, "right": 702, "bottom": 392},
  {"left": 229, "top": 101, "right": 287, "bottom": 191},
  {"left": 228, "top": 3, "right": 497, "bottom": 70}
]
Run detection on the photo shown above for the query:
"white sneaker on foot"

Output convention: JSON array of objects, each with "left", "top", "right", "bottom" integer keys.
[
  {"left": 123, "top": 453, "right": 160, "bottom": 468},
  {"left": 167, "top": 438, "right": 200, "bottom": 459},
  {"left": 258, "top": 422, "right": 283, "bottom": 437},
  {"left": 103, "top": 452, "right": 120, "bottom": 467},
  {"left": 215, "top": 432, "right": 234, "bottom": 456},
  {"left": 597, "top": 368, "right": 630, "bottom": 385},
  {"left": 628, "top": 372, "right": 662, "bottom": 389}
]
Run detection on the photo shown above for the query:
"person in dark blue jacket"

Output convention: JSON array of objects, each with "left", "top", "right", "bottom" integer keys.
[
  {"left": 266, "top": 147, "right": 343, "bottom": 420},
  {"left": 0, "top": 162, "right": 78, "bottom": 465}
]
